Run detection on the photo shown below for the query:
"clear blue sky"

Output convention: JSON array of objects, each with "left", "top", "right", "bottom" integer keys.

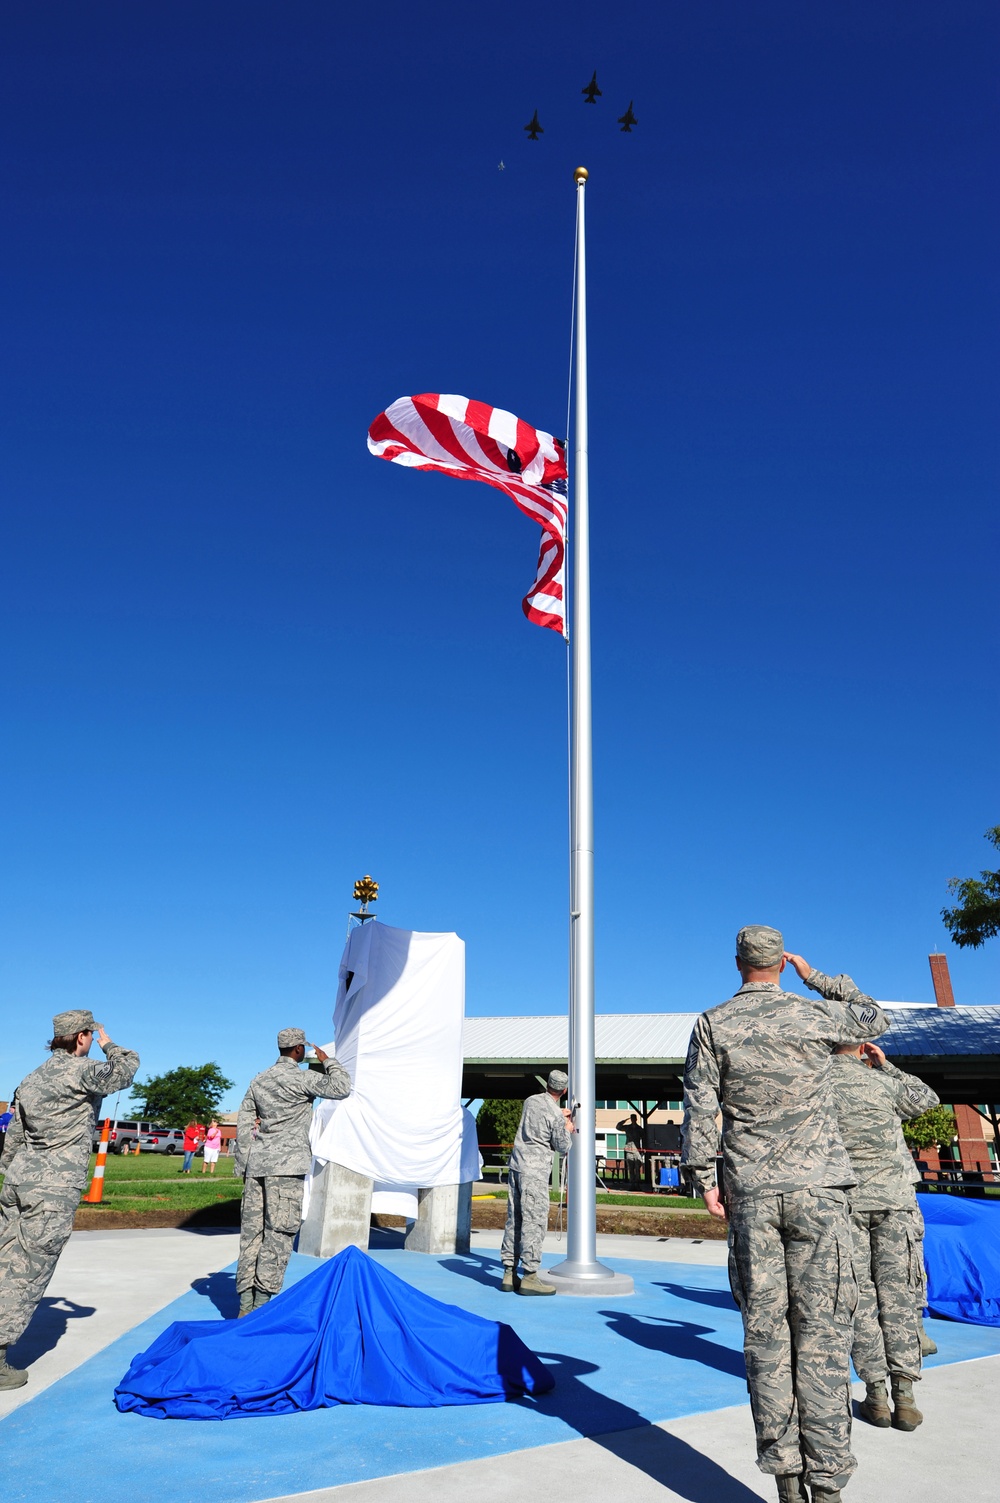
[{"left": 2, "top": 1, "right": 997, "bottom": 1110}]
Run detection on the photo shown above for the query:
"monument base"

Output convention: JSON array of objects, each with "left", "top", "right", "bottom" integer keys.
[
  {"left": 298, "top": 1161, "right": 373, "bottom": 1258},
  {"left": 300, "top": 1164, "right": 472, "bottom": 1260},
  {"left": 405, "top": 1182, "right": 472, "bottom": 1255}
]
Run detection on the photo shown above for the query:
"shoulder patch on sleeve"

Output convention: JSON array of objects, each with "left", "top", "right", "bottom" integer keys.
[{"left": 849, "top": 1000, "right": 879, "bottom": 1030}]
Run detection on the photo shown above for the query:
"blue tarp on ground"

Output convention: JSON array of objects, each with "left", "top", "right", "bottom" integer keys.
[
  {"left": 114, "top": 1244, "right": 553, "bottom": 1419},
  {"left": 922, "top": 1194, "right": 1000, "bottom": 1327}
]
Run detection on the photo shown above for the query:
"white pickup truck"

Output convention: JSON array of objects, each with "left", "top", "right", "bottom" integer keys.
[{"left": 91, "top": 1121, "right": 186, "bottom": 1154}]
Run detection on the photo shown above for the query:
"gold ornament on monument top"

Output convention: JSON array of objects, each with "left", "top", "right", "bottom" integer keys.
[{"left": 352, "top": 875, "right": 379, "bottom": 913}]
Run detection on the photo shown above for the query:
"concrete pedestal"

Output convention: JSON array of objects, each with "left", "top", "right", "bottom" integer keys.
[
  {"left": 298, "top": 1161, "right": 373, "bottom": 1258},
  {"left": 404, "top": 1182, "right": 472, "bottom": 1256},
  {"left": 542, "top": 1267, "right": 634, "bottom": 1297}
]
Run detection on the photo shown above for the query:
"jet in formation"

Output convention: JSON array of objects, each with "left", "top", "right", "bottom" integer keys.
[
  {"left": 524, "top": 110, "right": 543, "bottom": 140},
  {"left": 582, "top": 71, "right": 601, "bottom": 104},
  {"left": 618, "top": 101, "right": 638, "bottom": 132}
]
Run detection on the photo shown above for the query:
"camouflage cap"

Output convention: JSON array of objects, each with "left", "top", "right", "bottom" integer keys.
[
  {"left": 736, "top": 925, "right": 784, "bottom": 968},
  {"left": 547, "top": 1069, "right": 569, "bottom": 1092},
  {"left": 277, "top": 1026, "right": 306, "bottom": 1049},
  {"left": 52, "top": 1008, "right": 96, "bottom": 1037}
]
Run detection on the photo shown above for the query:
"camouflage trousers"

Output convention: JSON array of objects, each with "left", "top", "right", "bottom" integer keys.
[
  {"left": 0, "top": 1181, "right": 80, "bottom": 1346},
  {"left": 501, "top": 1170, "right": 550, "bottom": 1275},
  {"left": 237, "top": 1175, "right": 304, "bottom": 1297},
  {"left": 849, "top": 1206, "right": 923, "bottom": 1384},
  {"left": 728, "top": 1188, "right": 857, "bottom": 1492}
]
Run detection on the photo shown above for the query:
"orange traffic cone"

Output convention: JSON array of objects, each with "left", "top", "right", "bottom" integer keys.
[{"left": 83, "top": 1117, "right": 111, "bottom": 1204}]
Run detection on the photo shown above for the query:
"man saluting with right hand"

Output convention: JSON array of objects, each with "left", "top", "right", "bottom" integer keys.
[
  {"left": 235, "top": 1029, "right": 351, "bottom": 1317},
  {"left": 682, "top": 927, "right": 889, "bottom": 1503}
]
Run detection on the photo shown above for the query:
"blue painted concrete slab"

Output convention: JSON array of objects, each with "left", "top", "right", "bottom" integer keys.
[{"left": 1, "top": 1247, "right": 998, "bottom": 1503}]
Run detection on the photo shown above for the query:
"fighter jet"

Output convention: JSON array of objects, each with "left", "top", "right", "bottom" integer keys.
[
  {"left": 618, "top": 101, "right": 638, "bottom": 133},
  {"left": 582, "top": 71, "right": 601, "bottom": 104},
  {"left": 524, "top": 110, "right": 543, "bottom": 140}
]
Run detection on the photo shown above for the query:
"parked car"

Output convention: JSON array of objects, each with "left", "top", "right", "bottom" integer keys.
[
  {"left": 91, "top": 1121, "right": 184, "bottom": 1154},
  {"left": 137, "top": 1128, "right": 186, "bottom": 1155}
]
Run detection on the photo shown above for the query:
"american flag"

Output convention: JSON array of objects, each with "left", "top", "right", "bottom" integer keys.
[{"left": 367, "top": 393, "right": 569, "bottom": 634}]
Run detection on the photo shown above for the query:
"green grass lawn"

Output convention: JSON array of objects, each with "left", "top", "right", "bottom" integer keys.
[
  {"left": 86, "top": 1152, "right": 240, "bottom": 1181},
  {"left": 80, "top": 1152, "right": 242, "bottom": 1209},
  {"left": 0, "top": 1152, "right": 244, "bottom": 1213}
]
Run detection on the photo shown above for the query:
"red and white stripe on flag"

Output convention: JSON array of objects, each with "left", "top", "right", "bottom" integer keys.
[{"left": 367, "top": 393, "right": 568, "bottom": 634}]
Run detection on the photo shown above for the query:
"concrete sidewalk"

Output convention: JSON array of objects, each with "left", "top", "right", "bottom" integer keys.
[
  {"left": 471, "top": 1225, "right": 729, "bottom": 1265},
  {"left": 0, "top": 1227, "right": 995, "bottom": 1503},
  {"left": 0, "top": 1227, "right": 239, "bottom": 1420},
  {"left": 259, "top": 1355, "right": 997, "bottom": 1503}
]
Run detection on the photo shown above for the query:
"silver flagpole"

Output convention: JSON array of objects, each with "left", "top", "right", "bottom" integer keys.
[{"left": 547, "top": 167, "right": 632, "bottom": 1297}]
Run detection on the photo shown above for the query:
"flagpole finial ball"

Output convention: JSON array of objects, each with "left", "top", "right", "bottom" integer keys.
[{"left": 574, "top": 166, "right": 589, "bottom": 183}]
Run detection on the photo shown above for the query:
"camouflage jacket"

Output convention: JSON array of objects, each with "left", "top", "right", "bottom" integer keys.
[
  {"left": 830, "top": 1052, "right": 938, "bottom": 1212},
  {"left": 508, "top": 1091, "right": 573, "bottom": 1176},
  {"left": 235, "top": 1055, "right": 352, "bottom": 1178},
  {"left": 1, "top": 1042, "right": 140, "bottom": 1191},
  {"left": 682, "top": 969, "right": 889, "bottom": 1199}
]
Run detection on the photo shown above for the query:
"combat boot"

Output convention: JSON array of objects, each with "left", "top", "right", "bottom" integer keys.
[
  {"left": 774, "top": 1474, "right": 808, "bottom": 1501},
  {"left": 253, "top": 1288, "right": 273, "bottom": 1310},
  {"left": 517, "top": 1272, "right": 556, "bottom": 1296},
  {"left": 0, "top": 1348, "right": 28, "bottom": 1390},
  {"left": 500, "top": 1267, "right": 516, "bottom": 1292},
  {"left": 811, "top": 1491, "right": 842, "bottom": 1503},
  {"left": 859, "top": 1379, "right": 891, "bottom": 1427},
  {"left": 918, "top": 1319, "right": 937, "bottom": 1356},
  {"left": 237, "top": 1289, "right": 255, "bottom": 1318},
  {"left": 890, "top": 1376, "right": 923, "bottom": 1430}
]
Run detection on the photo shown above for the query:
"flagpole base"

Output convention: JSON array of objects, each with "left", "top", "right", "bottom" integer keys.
[{"left": 543, "top": 1258, "right": 634, "bottom": 1297}]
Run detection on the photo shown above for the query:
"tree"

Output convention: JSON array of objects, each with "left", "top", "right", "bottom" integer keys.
[
  {"left": 130, "top": 1063, "right": 235, "bottom": 1126},
  {"left": 902, "top": 1104, "right": 957, "bottom": 1152},
  {"left": 476, "top": 1097, "right": 525, "bottom": 1148},
  {"left": 942, "top": 826, "right": 1000, "bottom": 948}
]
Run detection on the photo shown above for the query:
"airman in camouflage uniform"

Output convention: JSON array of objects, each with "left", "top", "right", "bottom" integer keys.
[
  {"left": 235, "top": 1027, "right": 351, "bottom": 1315},
  {"left": 500, "top": 1069, "right": 575, "bottom": 1295},
  {"left": 828, "top": 1030, "right": 938, "bottom": 1432},
  {"left": 683, "top": 927, "right": 889, "bottom": 1503},
  {"left": 0, "top": 1009, "right": 138, "bottom": 1389}
]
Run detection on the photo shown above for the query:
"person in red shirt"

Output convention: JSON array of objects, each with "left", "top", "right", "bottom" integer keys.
[{"left": 180, "top": 1121, "right": 205, "bottom": 1174}]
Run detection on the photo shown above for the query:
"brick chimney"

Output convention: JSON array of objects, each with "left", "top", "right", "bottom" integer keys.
[{"left": 928, "top": 952, "right": 956, "bottom": 1008}]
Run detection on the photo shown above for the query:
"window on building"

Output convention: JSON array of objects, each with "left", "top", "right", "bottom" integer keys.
[{"left": 604, "top": 1133, "right": 625, "bottom": 1154}]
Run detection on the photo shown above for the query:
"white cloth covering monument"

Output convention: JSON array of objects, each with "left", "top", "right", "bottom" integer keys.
[{"left": 299, "top": 921, "right": 480, "bottom": 1257}]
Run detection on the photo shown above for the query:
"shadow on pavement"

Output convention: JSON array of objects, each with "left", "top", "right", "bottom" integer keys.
[
  {"left": 191, "top": 1270, "right": 238, "bottom": 1318},
  {"left": 525, "top": 1351, "right": 760, "bottom": 1503},
  {"left": 440, "top": 1251, "right": 503, "bottom": 1289},
  {"left": 599, "top": 1309, "right": 747, "bottom": 1380},
  {"left": 8, "top": 1297, "right": 96, "bottom": 1366},
  {"left": 368, "top": 1226, "right": 407, "bottom": 1251},
  {"left": 656, "top": 1280, "right": 739, "bottom": 1312}
]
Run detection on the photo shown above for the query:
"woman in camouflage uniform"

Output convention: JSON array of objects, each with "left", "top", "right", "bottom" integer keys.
[{"left": 0, "top": 1009, "right": 138, "bottom": 1389}]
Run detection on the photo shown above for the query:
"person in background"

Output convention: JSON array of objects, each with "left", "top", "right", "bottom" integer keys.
[
  {"left": 683, "top": 928, "right": 890, "bottom": 1503},
  {"left": 616, "top": 1111, "right": 645, "bottom": 1191},
  {"left": 828, "top": 1037, "right": 938, "bottom": 1432},
  {"left": 0, "top": 1011, "right": 138, "bottom": 1390},
  {"left": 180, "top": 1119, "right": 205, "bottom": 1173},
  {"left": 201, "top": 1119, "right": 222, "bottom": 1175}
]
